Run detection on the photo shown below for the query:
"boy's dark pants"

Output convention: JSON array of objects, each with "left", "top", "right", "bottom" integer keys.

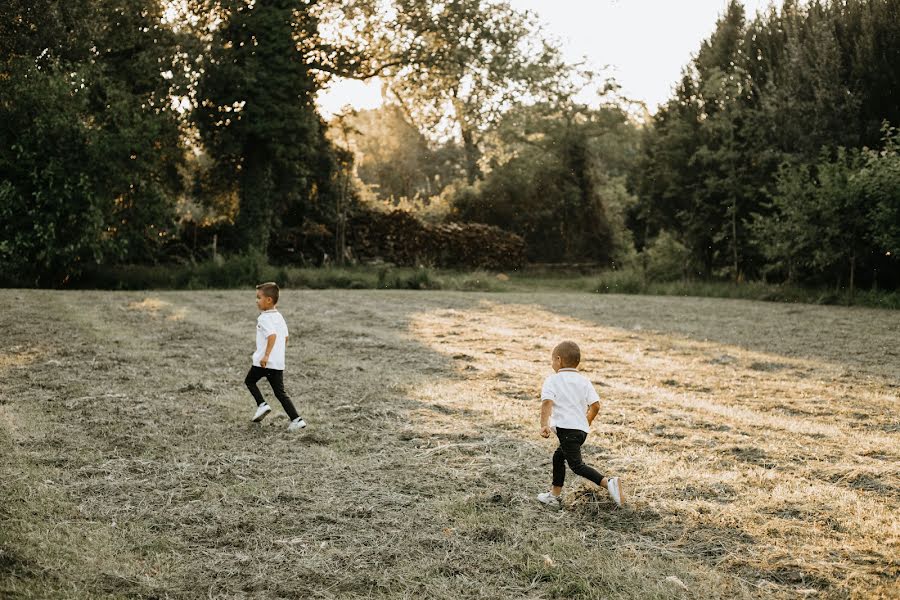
[
  {"left": 245, "top": 366, "right": 300, "bottom": 421},
  {"left": 552, "top": 427, "right": 605, "bottom": 488}
]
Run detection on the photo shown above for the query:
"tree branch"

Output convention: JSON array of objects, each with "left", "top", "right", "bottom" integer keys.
[{"left": 308, "top": 59, "right": 407, "bottom": 81}]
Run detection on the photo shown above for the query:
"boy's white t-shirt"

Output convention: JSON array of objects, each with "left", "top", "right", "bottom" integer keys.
[
  {"left": 253, "top": 309, "right": 289, "bottom": 370},
  {"left": 541, "top": 368, "right": 600, "bottom": 433}
]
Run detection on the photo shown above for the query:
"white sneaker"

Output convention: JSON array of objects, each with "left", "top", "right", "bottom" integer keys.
[
  {"left": 536, "top": 491, "right": 561, "bottom": 507},
  {"left": 252, "top": 403, "right": 272, "bottom": 422},
  {"left": 606, "top": 477, "right": 624, "bottom": 507},
  {"left": 287, "top": 417, "right": 307, "bottom": 431}
]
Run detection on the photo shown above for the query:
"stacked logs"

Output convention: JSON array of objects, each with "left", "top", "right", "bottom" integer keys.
[{"left": 348, "top": 209, "right": 525, "bottom": 270}]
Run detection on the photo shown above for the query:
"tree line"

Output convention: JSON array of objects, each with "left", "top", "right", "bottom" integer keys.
[
  {"left": 1, "top": 0, "right": 898, "bottom": 291},
  {"left": 636, "top": 0, "right": 900, "bottom": 291}
]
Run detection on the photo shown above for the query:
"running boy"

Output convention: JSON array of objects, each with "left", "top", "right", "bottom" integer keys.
[
  {"left": 537, "top": 341, "right": 622, "bottom": 508},
  {"left": 245, "top": 282, "right": 306, "bottom": 431}
]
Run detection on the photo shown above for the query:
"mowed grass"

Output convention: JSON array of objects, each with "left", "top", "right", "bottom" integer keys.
[{"left": 0, "top": 290, "right": 898, "bottom": 599}]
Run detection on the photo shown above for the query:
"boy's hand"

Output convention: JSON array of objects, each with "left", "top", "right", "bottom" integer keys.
[
  {"left": 540, "top": 400, "right": 553, "bottom": 438},
  {"left": 261, "top": 334, "right": 276, "bottom": 369},
  {"left": 586, "top": 401, "right": 600, "bottom": 426}
]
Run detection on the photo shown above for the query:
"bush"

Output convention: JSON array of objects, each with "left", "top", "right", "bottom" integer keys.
[
  {"left": 594, "top": 269, "right": 645, "bottom": 294},
  {"left": 76, "top": 254, "right": 278, "bottom": 290},
  {"left": 66, "top": 260, "right": 900, "bottom": 307},
  {"left": 640, "top": 231, "right": 693, "bottom": 282}
]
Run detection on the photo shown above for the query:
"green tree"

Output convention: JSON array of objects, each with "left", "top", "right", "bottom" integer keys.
[
  {"left": 0, "top": 62, "right": 108, "bottom": 285},
  {"left": 1, "top": 0, "right": 188, "bottom": 284},
  {"left": 861, "top": 127, "right": 900, "bottom": 261},
  {"left": 194, "top": 0, "right": 339, "bottom": 255},
  {"left": 361, "top": 0, "right": 568, "bottom": 185},
  {"left": 634, "top": 73, "right": 704, "bottom": 262},
  {"left": 335, "top": 104, "right": 463, "bottom": 202},
  {"left": 87, "top": 0, "right": 191, "bottom": 263},
  {"left": 755, "top": 133, "right": 900, "bottom": 294},
  {"left": 636, "top": 0, "right": 900, "bottom": 286},
  {"left": 454, "top": 101, "right": 639, "bottom": 264},
  {"left": 195, "top": 0, "right": 319, "bottom": 254},
  {"left": 645, "top": 0, "right": 772, "bottom": 279}
]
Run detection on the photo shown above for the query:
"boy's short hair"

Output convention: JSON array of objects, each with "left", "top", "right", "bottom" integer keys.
[
  {"left": 256, "top": 282, "right": 280, "bottom": 304},
  {"left": 553, "top": 341, "right": 581, "bottom": 368}
]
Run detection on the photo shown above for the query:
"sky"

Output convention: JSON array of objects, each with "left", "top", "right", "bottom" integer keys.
[{"left": 316, "top": 0, "right": 773, "bottom": 118}]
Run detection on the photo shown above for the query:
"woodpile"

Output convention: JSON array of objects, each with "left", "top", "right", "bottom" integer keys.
[{"left": 348, "top": 209, "right": 525, "bottom": 270}]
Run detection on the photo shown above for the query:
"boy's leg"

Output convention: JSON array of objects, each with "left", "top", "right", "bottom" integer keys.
[
  {"left": 263, "top": 369, "right": 300, "bottom": 421},
  {"left": 245, "top": 366, "right": 267, "bottom": 406},
  {"left": 551, "top": 445, "right": 567, "bottom": 495},
  {"left": 556, "top": 428, "right": 604, "bottom": 486}
]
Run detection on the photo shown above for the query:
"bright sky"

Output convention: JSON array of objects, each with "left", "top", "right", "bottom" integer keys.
[{"left": 316, "top": 0, "right": 774, "bottom": 118}]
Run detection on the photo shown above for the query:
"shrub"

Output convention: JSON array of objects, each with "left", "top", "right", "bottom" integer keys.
[
  {"left": 641, "top": 231, "right": 693, "bottom": 282},
  {"left": 594, "top": 269, "right": 645, "bottom": 294}
]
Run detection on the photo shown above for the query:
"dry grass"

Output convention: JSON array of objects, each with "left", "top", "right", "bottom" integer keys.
[{"left": 0, "top": 290, "right": 898, "bottom": 599}]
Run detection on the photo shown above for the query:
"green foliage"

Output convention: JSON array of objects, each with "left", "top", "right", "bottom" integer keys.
[
  {"left": 755, "top": 126, "right": 900, "bottom": 291},
  {"left": 454, "top": 103, "right": 640, "bottom": 264},
  {"left": 641, "top": 231, "right": 693, "bottom": 283},
  {"left": 0, "top": 0, "right": 96, "bottom": 64},
  {"left": 359, "top": 0, "right": 571, "bottom": 184},
  {"left": 1, "top": 0, "right": 187, "bottom": 285},
  {"left": 3, "top": 0, "right": 898, "bottom": 300},
  {"left": 0, "top": 62, "right": 106, "bottom": 286},
  {"left": 858, "top": 126, "right": 900, "bottom": 258},
  {"left": 637, "top": 0, "right": 900, "bottom": 289},
  {"left": 334, "top": 105, "right": 464, "bottom": 203},
  {"left": 194, "top": 0, "right": 342, "bottom": 252}
]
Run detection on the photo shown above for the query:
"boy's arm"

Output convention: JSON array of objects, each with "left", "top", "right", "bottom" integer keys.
[
  {"left": 586, "top": 401, "right": 600, "bottom": 426},
  {"left": 260, "top": 334, "right": 276, "bottom": 367},
  {"left": 540, "top": 400, "right": 554, "bottom": 438}
]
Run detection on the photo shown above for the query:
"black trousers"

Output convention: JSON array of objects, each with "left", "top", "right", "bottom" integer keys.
[
  {"left": 244, "top": 366, "right": 300, "bottom": 421},
  {"left": 552, "top": 427, "right": 605, "bottom": 488}
]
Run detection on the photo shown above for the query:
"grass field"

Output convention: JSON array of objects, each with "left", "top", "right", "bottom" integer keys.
[{"left": 1, "top": 290, "right": 898, "bottom": 599}]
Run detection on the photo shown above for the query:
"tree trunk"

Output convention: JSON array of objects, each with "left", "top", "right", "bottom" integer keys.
[
  {"left": 731, "top": 199, "right": 739, "bottom": 282},
  {"left": 849, "top": 251, "right": 856, "bottom": 303},
  {"left": 335, "top": 169, "right": 350, "bottom": 266},
  {"left": 237, "top": 143, "right": 274, "bottom": 253},
  {"left": 447, "top": 89, "right": 481, "bottom": 185},
  {"left": 460, "top": 125, "right": 481, "bottom": 185},
  {"left": 641, "top": 222, "right": 649, "bottom": 287}
]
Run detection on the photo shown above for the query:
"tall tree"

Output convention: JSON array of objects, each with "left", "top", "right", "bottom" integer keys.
[
  {"left": 454, "top": 101, "right": 640, "bottom": 264},
  {"left": 755, "top": 125, "right": 900, "bottom": 292},
  {"left": 636, "top": 0, "right": 900, "bottom": 286},
  {"left": 0, "top": 0, "right": 188, "bottom": 284},
  {"left": 335, "top": 104, "right": 463, "bottom": 203},
  {"left": 357, "top": 0, "right": 568, "bottom": 184},
  {"left": 194, "top": 0, "right": 338, "bottom": 254}
]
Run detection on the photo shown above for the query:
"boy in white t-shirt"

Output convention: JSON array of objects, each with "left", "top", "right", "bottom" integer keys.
[
  {"left": 244, "top": 282, "right": 306, "bottom": 431},
  {"left": 537, "top": 341, "right": 622, "bottom": 508}
]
